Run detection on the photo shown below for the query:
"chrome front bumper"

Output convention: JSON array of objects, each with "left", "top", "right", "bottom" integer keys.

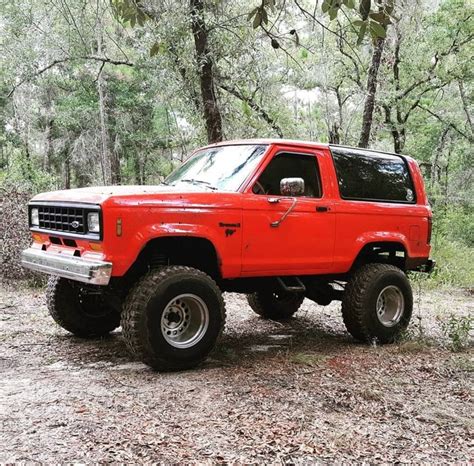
[{"left": 21, "top": 248, "right": 112, "bottom": 285}]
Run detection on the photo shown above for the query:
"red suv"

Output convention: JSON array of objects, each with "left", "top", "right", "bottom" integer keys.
[{"left": 22, "top": 140, "right": 434, "bottom": 370}]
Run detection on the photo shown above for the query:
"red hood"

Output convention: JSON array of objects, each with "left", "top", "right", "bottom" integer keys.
[
  {"left": 32, "top": 185, "right": 207, "bottom": 204},
  {"left": 31, "top": 185, "right": 241, "bottom": 208}
]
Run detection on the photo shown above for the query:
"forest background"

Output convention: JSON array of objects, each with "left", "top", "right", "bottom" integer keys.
[{"left": 0, "top": 0, "right": 472, "bottom": 287}]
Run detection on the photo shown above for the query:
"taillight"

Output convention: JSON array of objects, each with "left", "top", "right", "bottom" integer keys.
[{"left": 427, "top": 216, "right": 432, "bottom": 244}]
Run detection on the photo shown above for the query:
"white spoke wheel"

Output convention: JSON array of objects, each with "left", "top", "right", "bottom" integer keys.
[
  {"left": 161, "top": 294, "right": 209, "bottom": 348},
  {"left": 121, "top": 266, "right": 226, "bottom": 371},
  {"left": 342, "top": 263, "right": 413, "bottom": 344},
  {"left": 376, "top": 285, "right": 404, "bottom": 327}
]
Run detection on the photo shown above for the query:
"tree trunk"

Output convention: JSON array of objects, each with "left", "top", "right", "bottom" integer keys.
[
  {"left": 96, "top": 30, "right": 120, "bottom": 185},
  {"left": 218, "top": 83, "right": 283, "bottom": 137},
  {"left": 329, "top": 85, "right": 343, "bottom": 144},
  {"left": 329, "top": 123, "right": 340, "bottom": 144},
  {"left": 44, "top": 118, "right": 53, "bottom": 172},
  {"left": 64, "top": 149, "right": 71, "bottom": 190},
  {"left": 190, "top": 0, "right": 223, "bottom": 143},
  {"left": 359, "top": 37, "right": 385, "bottom": 148},
  {"left": 43, "top": 87, "right": 54, "bottom": 172},
  {"left": 133, "top": 152, "right": 143, "bottom": 185},
  {"left": 458, "top": 80, "right": 473, "bottom": 135},
  {"left": 430, "top": 127, "right": 449, "bottom": 190},
  {"left": 97, "top": 69, "right": 112, "bottom": 185}
]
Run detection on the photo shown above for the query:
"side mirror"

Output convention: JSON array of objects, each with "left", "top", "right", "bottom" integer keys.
[{"left": 280, "top": 177, "right": 305, "bottom": 197}]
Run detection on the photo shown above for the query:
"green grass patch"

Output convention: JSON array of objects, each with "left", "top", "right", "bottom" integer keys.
[
  {"left": 289, "top": 352, "right": 330, "bottom": 367},
  {"left": 411, "top": 237, "right": 474, "bottom": 289},
  {"left": 438, "top": 313, "right": 473, "bottom": 352}
]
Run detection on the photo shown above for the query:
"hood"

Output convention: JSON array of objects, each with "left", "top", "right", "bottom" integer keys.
[
  {"left": 30, "top": 184, "right": 241, "bottom": 210},
  {"left": 31, "top": 185, "right": 209, "bottom": 205}
]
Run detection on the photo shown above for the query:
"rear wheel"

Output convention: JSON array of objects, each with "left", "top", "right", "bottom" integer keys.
[
  {"left": 121, "top": 266, "right": 226, "bottom": 371},
  {"left": 247, "top": 291, "right": 304, "bottom": 320},
  {"left": 342, "top": 263, "right": 413, "bottom": 343},
  {"left": 46, "top": 276, "right": 120, "bottom": 337}
]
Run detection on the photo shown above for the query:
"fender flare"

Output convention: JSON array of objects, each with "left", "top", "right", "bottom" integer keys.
[
  {"left": 123, "top": 222, "right": 224, "bottom": 276},
  {"left": 351, "top": 232, "right": 411, "bottom": 268}
]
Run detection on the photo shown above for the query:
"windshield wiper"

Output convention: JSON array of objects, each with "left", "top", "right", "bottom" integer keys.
[{"left": 180, "top": 179, "right": 218, "bottom": 190}]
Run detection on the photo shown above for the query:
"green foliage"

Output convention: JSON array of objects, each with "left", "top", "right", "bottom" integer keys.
[
  {"left": 423, "top": 238, "right": 474, "bottom": 289},
  {"left": 438, "top": 314, "right": 473, "bottom": 352},
  {"left": 0, "top": 0, "right": 472, "bottom": 287},
  {"left": 248, "top": 0, "right": 275, "bottom": 28},
  {"left": 110, "top": 0, "right": 149, "bottom": 27},
  {"left": 0, "top": 151, "right": 58, "bottom": 194},
  {"left": 434, "top": 205, "right": 474, "bottom": 247},
  {"left": 250, "top": 0, "right": 393, "bottom": 43}
]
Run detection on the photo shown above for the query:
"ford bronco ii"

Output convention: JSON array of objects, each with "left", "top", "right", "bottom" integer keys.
[{"left": 22, "top": 140, "right": 434, "bottom": 370}]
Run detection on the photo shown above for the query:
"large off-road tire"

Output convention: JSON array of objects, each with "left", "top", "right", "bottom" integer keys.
[
  {"left": 121, "top": 266, "right": 226, "bottom": 371},
  {"left": 46, "top": 276, "right": 120, "bottom": 337},
  {"left": 247, "top": 291, "right": 304, "bottom": 320},
  {"left": 342, "top": 263, "right": 413, "bottom": 344}
]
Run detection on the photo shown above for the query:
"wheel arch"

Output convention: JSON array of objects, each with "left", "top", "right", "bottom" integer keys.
[
  {"left": 351, "top": 240, "right": 409, "bottom": 271},
  {"left": 124, "top": 235, "right": 222, "bottom": 282}
]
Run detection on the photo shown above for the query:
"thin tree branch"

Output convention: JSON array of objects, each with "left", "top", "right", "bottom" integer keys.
[
  {"left": 293, "top": 0, "right": 362, "bottom": 65},
  {"left": 458, "top": 80, "right": 473, "bottom": 134},
  {"left": 8, "top": 56, "right": 134, "bottom": 97},
  {"left": 401, "top": 83, "right": 448, "bottom": 124},
  {"left": 260, "top": 25, "right": 304, "bottom": 70},
  {"left": 418, "top": 104, "right": 473, "bottom": 142},
  {"left": 398, "top": 33, "right": 473, "bottom": 100},
  {"left": 219, "top": 83, "right": 283, "bottom": 138},
  {"left": 336, "top": 27, "right": 362, "bottom": 89}
]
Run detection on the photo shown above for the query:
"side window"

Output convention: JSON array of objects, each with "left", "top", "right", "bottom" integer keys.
[
  {"left": 331, "top": 148, "right": 416, "bottom": 203},
  {"left": 253, "top": 152, "right": 322, "bottom": 197}
]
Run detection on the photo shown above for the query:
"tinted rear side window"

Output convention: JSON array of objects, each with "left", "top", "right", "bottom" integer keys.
[{"left": 331, "top": 147, "right": 416, "bottom": 203}]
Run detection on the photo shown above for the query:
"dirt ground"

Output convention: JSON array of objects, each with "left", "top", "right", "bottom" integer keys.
[{"left": 1, "top": 280, "right": 472, "bottom": 463}]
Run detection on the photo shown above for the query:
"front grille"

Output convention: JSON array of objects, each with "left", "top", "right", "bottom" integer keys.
[{"left": 38, "top": 205, "right": 86, "bottom": 234}]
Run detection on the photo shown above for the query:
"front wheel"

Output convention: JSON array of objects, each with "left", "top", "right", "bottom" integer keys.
[
  {"left": 46, "top": 277, "right": 120, "bottom": 337},
  {"left": 342, "top": 263, "right": 413, "bottom": 343},
  {"left": 121, "top": 266, "right": 226, "bottom": 371}
]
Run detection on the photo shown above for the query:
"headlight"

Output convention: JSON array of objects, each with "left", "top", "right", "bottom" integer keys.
[
  {"left": 31, "top": 208, "right": 39, "bottom": 227},
  {"left": 87, "top": 212, "right": 100, "bottom": 233}
]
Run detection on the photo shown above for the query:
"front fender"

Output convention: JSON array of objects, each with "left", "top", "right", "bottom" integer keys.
[
  {"left": 136, "top": 221, "right": 224, "bottom": 261},
  {"left": 104, "top": 209, "right": 242, "bottom": 278}
]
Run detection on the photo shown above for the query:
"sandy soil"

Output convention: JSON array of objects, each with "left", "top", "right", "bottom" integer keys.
[{"left": 1, "top": 281, "right": 472, "bottom": 463}]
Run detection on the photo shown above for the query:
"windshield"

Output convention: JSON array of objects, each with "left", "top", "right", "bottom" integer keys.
[{"left": 165, "top": 144, "right": 268, "bottom": 191}]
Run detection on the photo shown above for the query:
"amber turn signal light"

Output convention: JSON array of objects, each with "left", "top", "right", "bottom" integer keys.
[{"left": 32, "top": 233, "right": 42, "bottom": 243}]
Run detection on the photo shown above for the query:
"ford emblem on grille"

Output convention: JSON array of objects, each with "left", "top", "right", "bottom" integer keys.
[{"left": 70, "top": 220, "right": 80, "bottom": 229}]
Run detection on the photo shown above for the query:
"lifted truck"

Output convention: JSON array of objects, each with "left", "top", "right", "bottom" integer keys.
[{"left": 22, "top": 140, "right": 434, "bottom": 371}]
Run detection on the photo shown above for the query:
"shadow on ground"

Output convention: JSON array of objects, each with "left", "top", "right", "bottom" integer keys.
[{"left": 47, "top": 311, "right": 353, "bottom": 372}]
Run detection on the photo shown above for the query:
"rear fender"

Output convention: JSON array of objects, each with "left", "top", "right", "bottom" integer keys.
[
  {"left": 352, "top": 232, "right": 410, "bottom": 269},
  {"left": 355, "top": 231, "right": 410, "bottom": 253}
]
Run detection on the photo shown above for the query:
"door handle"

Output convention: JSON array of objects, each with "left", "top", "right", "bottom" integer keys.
[
  {"left": 316, "top": 206, "right": 330, "bottom": 212},
  {"left": 268, "top": 197, "right": 280, "bottom": 204}
]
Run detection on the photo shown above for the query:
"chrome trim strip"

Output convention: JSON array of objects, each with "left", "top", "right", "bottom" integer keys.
[
  {"left": 29, "top": 201, "right": 101, "bottom": 209},
  {"left": 21, "top": 248, "right": 112, "bottom": 285},
  {"left": 30, "top": 227, "right": 101, "bottom": 241}
]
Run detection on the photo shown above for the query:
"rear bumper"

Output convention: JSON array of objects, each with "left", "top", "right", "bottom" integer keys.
[
  {"left": 21, "top": 248, "right": 112, "bottom": 285},
  {"left": 421, "top": 259, "right": 435, "bottom": 273},
  {"left": 413, "top": 258, "right": 436, "bottom": 273}
]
